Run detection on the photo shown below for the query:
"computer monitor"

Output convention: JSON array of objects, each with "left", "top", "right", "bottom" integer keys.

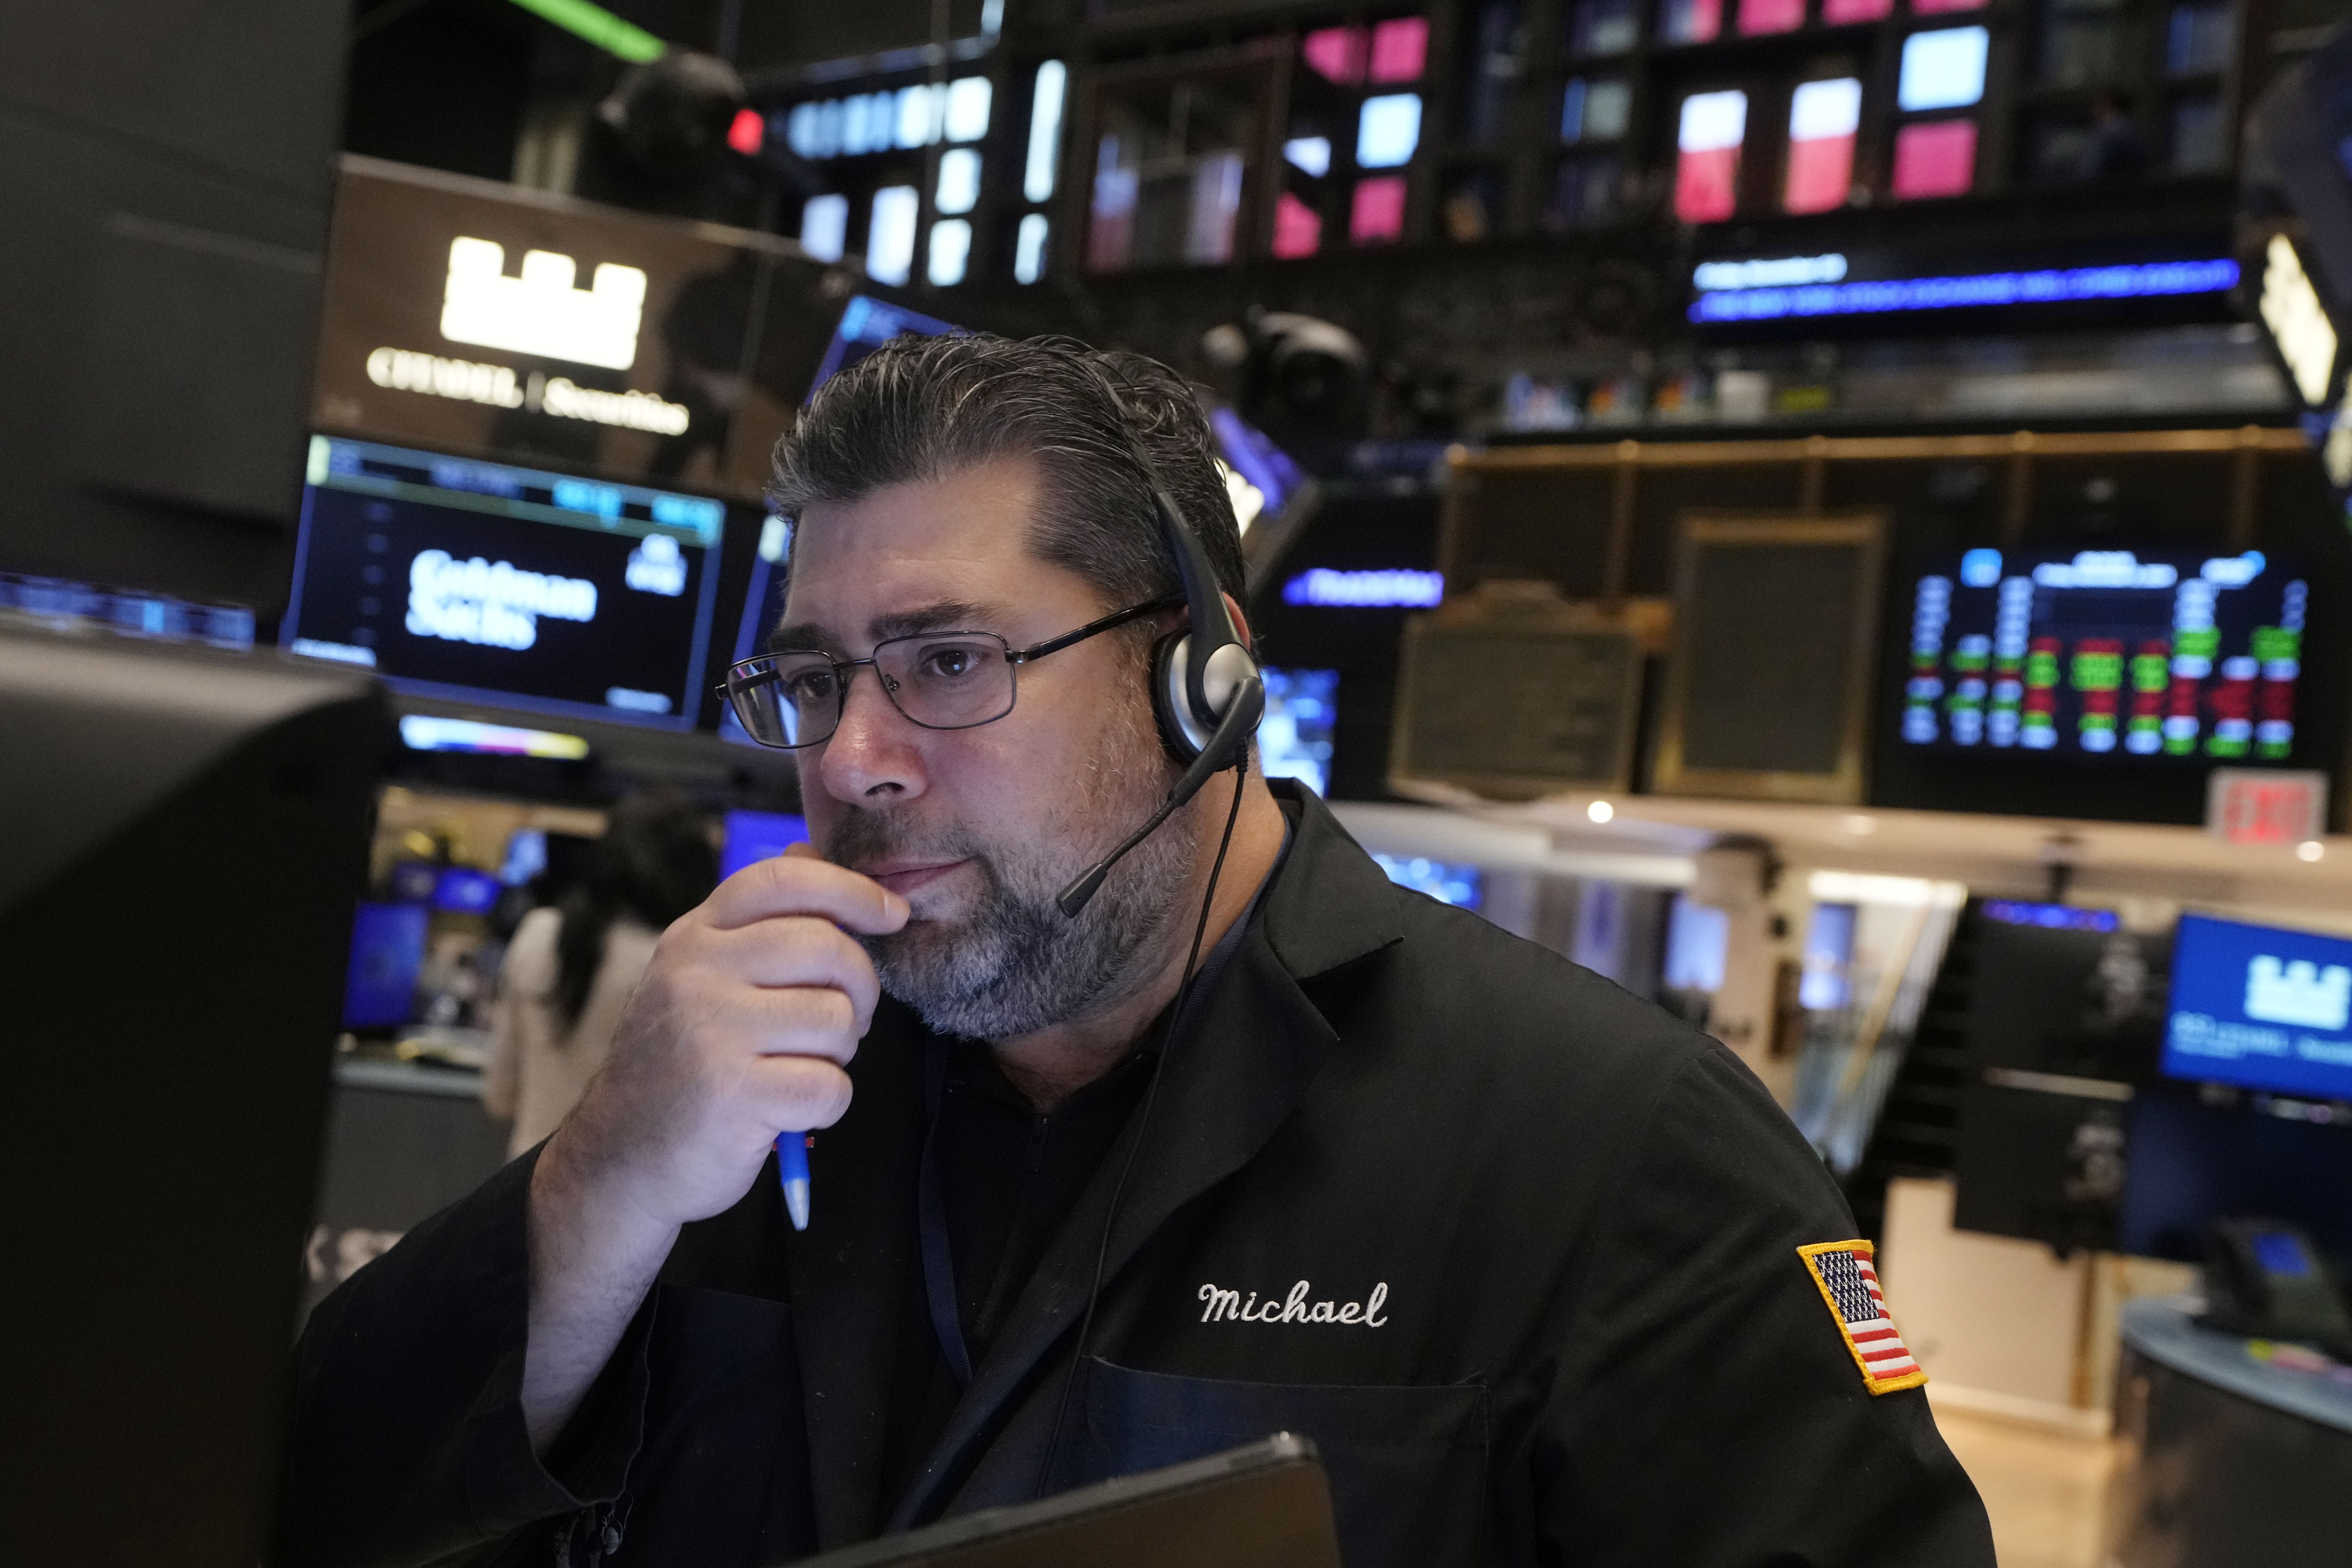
[
  {"left": 1370, "top": 853, "right": 1483, "bottom": 911},
  {"left": 1259, "top": 668, "right": 1339, "bottom": 797},
  {"left": 720, "top": 300, "right": 963, "bottom": 745},
  {"left": 344, "top": 902, "right": 428, "bottom": 1029},
  {"left": 281, "top": 435, "right": 727, "bottom": 731},
  {"left": 2163, "top": 912, "right": 2352, "bottom": 1101},
  {"left": 1894, "top": 546, "right": 2312, "bottom": 762},
  {"left": 1950, "top": 901, "right": 2167, "bottom": 1250},
  {"left": 2118, "top": 1087, "right": 2352, "bottom": 1265},
  {"left": 720, "top": 808, "right": 811, "bottom": 881},
  {"left": 0, "top": 628, "right": 385, "bottom": 1567},
  {"left": 431, "top": 866, "right": 503, "bottom": 916},
  {"left": 808, "top": 294, "right": 960, "bottom": 391}
]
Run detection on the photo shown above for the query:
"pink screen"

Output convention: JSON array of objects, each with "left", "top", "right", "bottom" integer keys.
[
  {"left": 1369, "top": 18, "right": 1430, "bottom": 82},
  {"left": 1675, "top": 147, "right": 1739, "bottom": 221},
  {"left": 1303, "top": 26, "right": 1367, "bottom": 84},
  {"left": 1740, "top": 0, "right": 1805, "bottom": 34},
  {"left": 1820, "top": 0, "right": 1892, "bottom": 20},
  {"left": 1784, "top": 134, "right": 1854, "bottom": 212},
  {"left": 1351, "top": 176, "right": 1408, "bottom": 243},
  {"left": 1891, "top": 118, "right": 1977, "bottom": 198},
  {"left": 1273, "top": 193, "right": 1323, "bottom": 258}
]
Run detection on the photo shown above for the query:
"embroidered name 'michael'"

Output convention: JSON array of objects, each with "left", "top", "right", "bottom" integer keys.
[{"left": 1198, "top": 1280, "right": 1388, "bottom": 1326}]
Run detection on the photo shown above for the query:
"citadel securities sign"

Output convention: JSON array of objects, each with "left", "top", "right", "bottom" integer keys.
[{"left": 312, "top": 156, "right": 853, "bottom": 498}]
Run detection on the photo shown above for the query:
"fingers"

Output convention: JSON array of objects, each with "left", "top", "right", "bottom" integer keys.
[
  {"left": 704, "top": 851, "right": 909, "bottom": 936},
  {"left": 713, "top": 981, "right": 866, "bottom": 1065},
  {"left": 740, "top": 1054, "right": 856, "bottom": 1131},
  {"left": 703, "top": 917, "right": 881, "bottom": 1025}
]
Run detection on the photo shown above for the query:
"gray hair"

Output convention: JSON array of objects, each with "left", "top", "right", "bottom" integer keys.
[{"left": 766, "top": 332, "right": 1245, "bottom": 617}]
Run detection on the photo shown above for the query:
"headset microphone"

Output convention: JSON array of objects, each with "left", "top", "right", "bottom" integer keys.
[
  {"left": 1054, "top": 480, "right": 1264, "bottom": 919},
  {"left": 1055, "top": 686, "right": 1261, "bottom": 917},
  {"left": 1035, "top": 359, "right": 1265, "bottom": 1497}
]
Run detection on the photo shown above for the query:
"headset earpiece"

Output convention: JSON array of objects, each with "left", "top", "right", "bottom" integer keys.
[
  {"left": 1144, "top": 487, "right": 1263, "bottom": 766},
  {"left": 1053, "top": 361, "right": 1265, "bottom": 921}
]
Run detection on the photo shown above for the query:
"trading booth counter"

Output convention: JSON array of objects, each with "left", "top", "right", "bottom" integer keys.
[
  {"left": 2109, "top": 1296, "right": 2352, "bottom": 1567},
  {"left": 303, "top": 1054, "right": 510, "bottom": 1320}
]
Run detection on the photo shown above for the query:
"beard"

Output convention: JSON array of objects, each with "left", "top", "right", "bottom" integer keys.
[{"left": 822, "top": 707, "right": 1199, "bottom": 1040}]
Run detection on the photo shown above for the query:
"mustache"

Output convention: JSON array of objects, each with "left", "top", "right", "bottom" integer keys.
[{"left": 824, "top": 807, "right": 987, "bottom": 878}]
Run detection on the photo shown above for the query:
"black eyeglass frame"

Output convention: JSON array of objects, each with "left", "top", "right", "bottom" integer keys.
[{"left": 719, "top": 591, "right": 1184, "bottom": 750}]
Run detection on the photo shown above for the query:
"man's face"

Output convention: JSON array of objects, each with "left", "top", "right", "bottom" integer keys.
[{"left": 777, "top": 454, "right": 1195, "bottom": 1039}]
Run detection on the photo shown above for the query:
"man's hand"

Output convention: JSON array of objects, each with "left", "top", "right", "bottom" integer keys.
[{"left": 519, "top": 846, "right": 908, "bottom": 1451}]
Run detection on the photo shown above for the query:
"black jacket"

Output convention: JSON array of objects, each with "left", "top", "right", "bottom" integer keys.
[{"left": 285, "top": 786, "right": 1993, "bottom": 1568}]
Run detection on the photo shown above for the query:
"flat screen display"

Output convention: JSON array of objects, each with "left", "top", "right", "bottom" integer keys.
[
  {"left": 720, "top": 810, "right": 810, "bottom": 881},
  {"left": 2164, "top": 913, "right": 2352, "bottom": 1101},
  {"left": 1898, "top": 548, "right": 2308, "bottom": 762},
  {"left": 1260, "top": 668, "right": 1339, "bottom": 797},
  {"left": 431, "top": 866, "right": 501, "bottom": 915},
  {"left": 719, "top": 300, "right": 962, "bottom": 746},
  {"left": 283, "top": 436, "right": 725, "bottom": 729},
  {"left": 344, "top": 901, "right": 427, "bottom": 1029},
  {"left": 1371, "top": 853, "right": 1482, "bottom": 909},
  {"left": 808, "top": 294, "right": 960, "bottom": 392}
]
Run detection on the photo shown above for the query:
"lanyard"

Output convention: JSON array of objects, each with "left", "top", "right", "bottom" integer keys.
[
  {"left": 917, "top": 1034, "right": 976, "bottom": 1388},
  {"left": 912, "top": 822, "right": 1288, "bottom": 1391}
]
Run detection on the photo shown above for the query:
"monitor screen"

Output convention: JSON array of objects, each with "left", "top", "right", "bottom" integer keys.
[
  {"left": 808, "top": 294, "right": 960, "bottom": 394},
  {"left": 1371, "top": 853, "right": 1482, "bottom": 909},
  {"left": 501, "top": 829, "right": 548, "bottom": 886},
  {"left": 2163, "top": 912, "right": 2352, "bottom": 1101},
  {"left": 344, "top": 901, "right": 428, "bottom": 1029},
  {"left": 283, "top": 435, "right": 726, "bottom": 730},
  {"left": 720, "top": 809, "right": 811, "bottom": 881},
  {"left": 1209, "top": 405, "right": 1307, "bottom": 528},
  {"left": 1259, "top": 667, "right": 1338, "bottom": 797},
  {"left": 1897, "top": 547, "right": 2308, "bottom": 762},
  {"left": 719, "top": 300, "right": 961, "bottom": 746},
  {"left": 2118, "top": 1089, "right": 2352, "bottom": 1262},
  {"left": 430, "top": 866, "right": 502, "bottom": 916}
]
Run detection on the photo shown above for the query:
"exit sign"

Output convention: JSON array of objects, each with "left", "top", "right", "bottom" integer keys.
[{"left": 2207, "top": 768, "right": 2329, "bottom": 846}]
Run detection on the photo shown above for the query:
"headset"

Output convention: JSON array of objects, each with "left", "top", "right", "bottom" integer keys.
[
  {"left": 1032, "top": 357, "right": 1267, "bottom": 1494},
  {"left": 1052, "top": 367, "right": 1267, "bottom": 920}
]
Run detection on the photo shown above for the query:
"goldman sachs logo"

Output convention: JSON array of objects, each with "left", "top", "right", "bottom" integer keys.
[{"left": 360, "top": 237, "right": 688, "bottom": 436}]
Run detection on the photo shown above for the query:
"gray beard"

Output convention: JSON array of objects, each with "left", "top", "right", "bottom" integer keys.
[{"left": 823, "top": 753, "right": 1197, "bottom": 1041}]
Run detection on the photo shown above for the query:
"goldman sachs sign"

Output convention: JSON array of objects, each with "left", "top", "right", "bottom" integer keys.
[{"left": 312, "top": 156, "right": 840, "bottom": 497}]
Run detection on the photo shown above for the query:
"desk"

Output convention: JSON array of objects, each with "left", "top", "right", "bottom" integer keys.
[
  {"left": 302, "top": 1056, "right": 512, "bottom": 1319},
  {"left": 2108, "top": 1296, "right": 2352, "bottom": 1566}
]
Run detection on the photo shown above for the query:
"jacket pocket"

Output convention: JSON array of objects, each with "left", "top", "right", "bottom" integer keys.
[{"left": 1069, "top": 1359, "right": 1489, "bottom": 1568}]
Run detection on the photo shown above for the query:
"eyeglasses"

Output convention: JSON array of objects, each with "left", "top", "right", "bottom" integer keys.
[{"left": 722, "top": 593, "right": 1181, "bottom": 749}]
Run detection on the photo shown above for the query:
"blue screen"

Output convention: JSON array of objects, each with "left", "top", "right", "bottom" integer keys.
[
  {"left": 1259, "top": 668, "right": 1338, "bottom": 797},
  {"left": 1371, "top": 853, "right": 1482, "bottom": 909},
  {"left": 432, "top": 866, "right": 502, "bottom": 915},
  {"left": 721, "top": 810, "right": 810, "bottom": 881},
  {"left": 345, "top": 902, "right": 428, "bottom": 1029},
  {"left": 807, "top": 295, "right": 960, "bottom": 396},
  {"left": 720, "top": 299, "right": 961, "bottom": 748},
  {"left": 387, "top": 860, "right": 440, "bottom": 903},
  {"left": 2163, "top": 913, "right": 2352, "bottom": 1100}
]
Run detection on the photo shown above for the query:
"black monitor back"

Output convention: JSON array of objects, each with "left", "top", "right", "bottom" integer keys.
[{"left": 0, "top": 630, "right": 388, "bottom": 1566}]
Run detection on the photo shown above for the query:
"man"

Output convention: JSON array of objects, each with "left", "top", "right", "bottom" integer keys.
[{"left": 286, "top": 336, "right": 1993, "bottom": 1567}]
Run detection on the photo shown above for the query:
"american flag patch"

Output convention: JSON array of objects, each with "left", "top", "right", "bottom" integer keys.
[{"left": 1798, "top": 1240, "right": 1927, "bottom": 1395}]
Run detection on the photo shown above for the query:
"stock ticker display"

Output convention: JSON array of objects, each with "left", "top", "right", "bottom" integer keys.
[{"left": 1899, "top": 548, "right": 2307, "bottom": 763}]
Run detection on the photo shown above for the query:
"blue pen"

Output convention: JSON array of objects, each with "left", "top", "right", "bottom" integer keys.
[{"left": 774, "top": 1131, "right": 811, "bottom": 1231}]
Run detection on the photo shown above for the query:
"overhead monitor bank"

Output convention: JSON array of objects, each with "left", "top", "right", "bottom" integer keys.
[{"left": 282, "top": 437, "right": 724, "bottom": 731}]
